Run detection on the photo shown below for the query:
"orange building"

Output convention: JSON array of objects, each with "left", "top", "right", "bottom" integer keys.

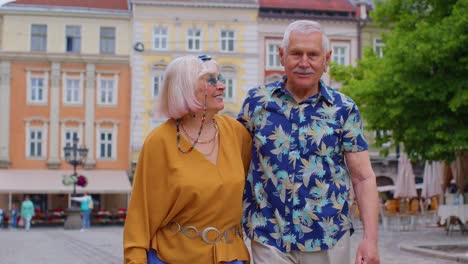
[{"left": 0, "top": 0, "right": 132, "bottom": 223}]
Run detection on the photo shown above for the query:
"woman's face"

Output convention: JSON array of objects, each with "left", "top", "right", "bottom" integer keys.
[{"left": 195, "top": 71, "right": 226, "bottom": 113}]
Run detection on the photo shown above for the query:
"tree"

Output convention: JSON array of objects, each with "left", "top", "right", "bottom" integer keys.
[{"left": 330, "top": 0, "right": 468, "bottom": 161}]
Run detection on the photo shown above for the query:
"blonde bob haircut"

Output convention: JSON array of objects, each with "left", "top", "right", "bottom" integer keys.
[{"left": 158, "top": 55, "right": 219, "bottom": 119}]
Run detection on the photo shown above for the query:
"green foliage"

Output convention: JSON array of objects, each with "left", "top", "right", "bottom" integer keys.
[{"left": 332, "top": 0, "right": 468, "bottom": 161}]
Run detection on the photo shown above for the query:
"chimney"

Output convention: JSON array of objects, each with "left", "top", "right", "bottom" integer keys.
[{"left": 358, "top": 1, "right": 367, "bottom": 20}]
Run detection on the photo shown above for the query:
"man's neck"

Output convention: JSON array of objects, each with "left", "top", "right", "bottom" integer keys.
[{"left": 285, "top": 82, "right": 320, "bottom": 103}]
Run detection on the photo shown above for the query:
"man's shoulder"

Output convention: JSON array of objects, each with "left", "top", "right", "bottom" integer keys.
[
  {"left": 323, "top": 85, "right": 357, "bottom": 107},
  {"left": 247, "top": 80, "right": 281, "bottom": 96}
]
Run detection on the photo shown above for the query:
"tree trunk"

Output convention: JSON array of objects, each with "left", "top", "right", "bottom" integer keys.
[{"left": 455, "top": 150, "right": 468, "bottom": 195}]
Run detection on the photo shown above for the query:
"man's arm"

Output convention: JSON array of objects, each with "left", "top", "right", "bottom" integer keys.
[{"left": 345, "top": 150, "right": 380, "bottom": 264}]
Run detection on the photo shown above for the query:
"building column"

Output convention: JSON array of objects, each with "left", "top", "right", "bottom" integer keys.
[
  {"left": 84, "top": 63, "right": 96, "bottom": 169},
  {"left": 208, "top": 23, "right": 215, "bottom": 50},
  {"left": 175, "top": 20, "right": 182, "bottom": 51},
  {"left": 0, "top": 61, "right": 11, "bottom": 168},
  {"left": 47, "top": 62, "right": 61, "bottom": 169}
]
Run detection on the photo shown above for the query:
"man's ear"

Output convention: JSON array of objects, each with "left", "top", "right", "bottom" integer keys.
[
  {"left": 279, "top": 47, "right": 285, "bottom": 67},
  {"left": 325, "top": 49, "right": 332, "bottom": 65}
]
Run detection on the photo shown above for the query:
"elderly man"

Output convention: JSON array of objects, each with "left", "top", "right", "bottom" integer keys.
[{"left": 238, "top": 20, "right": 379, "bottom": 264}]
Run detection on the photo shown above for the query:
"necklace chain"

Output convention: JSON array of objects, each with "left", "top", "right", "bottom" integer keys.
[
  {"left": 181, "top": 119, "right": 218, "bottom": 144},
  {"left": 175, "top": 93, "right": 208, "bottom": 154}
]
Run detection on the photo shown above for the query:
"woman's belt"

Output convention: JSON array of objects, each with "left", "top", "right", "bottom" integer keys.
[{"left": 166, "top": 222, "right": 242, "bottom": 245}]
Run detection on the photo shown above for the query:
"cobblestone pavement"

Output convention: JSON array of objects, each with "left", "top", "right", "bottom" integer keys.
[{"left": 0, "top": 224, "right": 466, "bottom": 264}]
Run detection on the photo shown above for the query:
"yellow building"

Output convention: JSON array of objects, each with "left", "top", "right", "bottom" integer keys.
[{"left": 129, "top": 0, "right": 259, "bottom": 165}]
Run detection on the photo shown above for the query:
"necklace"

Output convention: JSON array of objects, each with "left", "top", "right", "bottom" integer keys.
[
  {"left": 198, "top": 133, "right": 218, "bottom": 156},
  {"left": 175, "top": 92, "right": 208, "bottom": 154},
  {"left": 181, "top": 119, "right": 218, "bottom": 144}
]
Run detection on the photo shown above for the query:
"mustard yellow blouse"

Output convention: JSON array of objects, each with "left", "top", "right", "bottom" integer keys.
[{"left": 124, "top": 115, "right": 252, "bottom": 264}]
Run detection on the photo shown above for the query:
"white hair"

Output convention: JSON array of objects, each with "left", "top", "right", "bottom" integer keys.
[
  {"left": 157, "top": 55, "right": 219, "bottom": 119},
  {"left": 282, "top": 20, "right": 329, "bottom": 52}
]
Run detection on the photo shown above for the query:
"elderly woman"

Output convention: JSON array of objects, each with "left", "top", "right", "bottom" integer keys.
[{"left": 124, "top": 55, "right": 251, "bottom": 264}]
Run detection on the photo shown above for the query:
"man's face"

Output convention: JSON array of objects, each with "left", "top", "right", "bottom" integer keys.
[{"left": 279, "top": 31, "right": 331, "bottom": 92}]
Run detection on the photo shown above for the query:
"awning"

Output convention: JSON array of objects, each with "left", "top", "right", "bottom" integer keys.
[{"left": 0, "top": 169, "right": 132, "bottom": 194}]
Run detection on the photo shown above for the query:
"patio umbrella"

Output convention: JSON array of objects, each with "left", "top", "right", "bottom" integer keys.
[
  {"left": 421, "top": 160, "right": 443, "bottom": 198},
  {"left": 394, "top": 153, "right": 417, "bottom": 199}
]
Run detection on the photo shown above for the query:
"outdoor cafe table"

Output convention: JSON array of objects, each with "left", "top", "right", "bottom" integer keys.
[{"left": 438, "top": 204, "right": 468, "bottom": 225}]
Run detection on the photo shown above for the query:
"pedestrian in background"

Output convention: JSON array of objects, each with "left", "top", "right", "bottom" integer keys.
[
  {"left": 0, "top": 207, "right": 4, "bottom": 229},
  {"left": 71, "top": 192, "right": 92, "bottom": 232},
  {"left": 9, "top": 203, "right": 18, "bottom": 229},
  {"left": 124, "top": 55, "right": 252, "bottom": 264},
  {"left": 238, "top": 20, "right": 380, "bottom": 264},
  {"left": 21, "top": 195, "right": 35, "bottom": 231}
]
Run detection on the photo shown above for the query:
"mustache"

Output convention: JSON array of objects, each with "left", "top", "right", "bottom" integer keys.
[{"left": 292, "top": 68, "right": 315, "bottom": 74}]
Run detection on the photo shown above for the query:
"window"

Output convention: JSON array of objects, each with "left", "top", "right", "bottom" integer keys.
[
  {"left": 28, "top": 128, "right": 43, "bottom": 158},
  {"left": 62, "top": 128, "right": 80, "bottom": 157},
  {"left": 153, "top": 26, "right": 168, "bottom": 50},
  {"left": 186, "top": 28, "right": 201, "bottom": 51},
  {"left": 31, "top": 24, "right": 47, "bottom": 51},
  {"left": 66, "top": 26, "right": 81, "bottom": 53},
  {"left": 220, "top": 66, "right": 237, "bottom": 103},
  {"left": 266, "top": 40, "right": 282, "bottom": 70},
  {"left": 29, "top": 77, "right": 45, "bottom": 102},
  {"left": 100, "top": 27, "right": 115, "bottom": 54},
  {"left": 220, "top": 30, "right": 235, "bottom": 52},
  {"left": 223, "top": 77, "right": 235, "bottom": 102},
  {"left": 374, "top": 38, "right": 384, "bottom": 57},
  {"left": 63, "top": 77, "right": 82, "bottom": 104},
  {"left": 331, "top": 44, "right": 350, "bottom": 65},
  {"left": 98, "top": 130, "right": 113, "bottom": 159},
  {"left": 98, "top": 77, "right": 117, "bottom": 105},
  {"left": 152, "top": 74, "right": 163, "bottom": 98}
]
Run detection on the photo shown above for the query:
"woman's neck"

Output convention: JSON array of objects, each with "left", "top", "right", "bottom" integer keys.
[{"left": 181, "top": 111, "right": 216, "bottom": 129}]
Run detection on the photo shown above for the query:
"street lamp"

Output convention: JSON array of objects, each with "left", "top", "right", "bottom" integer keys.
[{"left": 63, "top": 135, "right": 88, "bottom": 196}]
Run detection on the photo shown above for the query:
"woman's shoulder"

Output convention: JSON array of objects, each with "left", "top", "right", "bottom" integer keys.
[
  {"left": 215, "top": 114, "right": 249, "bottom": 138},
  {"left": 215, "top": 114, "right": 243, "bottom": 130},
  {"left": 143, "top": 119, "right": 174, "bottom": 145}
]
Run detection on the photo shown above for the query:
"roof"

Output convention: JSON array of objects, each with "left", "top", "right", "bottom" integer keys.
[
  {"left": 259, "top": 0, "right": 354, "bottom": 11},
  {"left": 0, "top": 169, "right": 132, "bottom": 194},
  {"left": 4, "top": 0, "right": 129, "bottom": 11}
]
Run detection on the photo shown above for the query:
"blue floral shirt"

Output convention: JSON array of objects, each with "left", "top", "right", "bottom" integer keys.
[{"left": 237, "top": 77, "right": 368, "bottom": 252}]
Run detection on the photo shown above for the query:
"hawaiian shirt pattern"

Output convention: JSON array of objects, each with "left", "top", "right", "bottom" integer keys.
[{"left": 237, "top": 76, "right": 368, "bottom": 253}]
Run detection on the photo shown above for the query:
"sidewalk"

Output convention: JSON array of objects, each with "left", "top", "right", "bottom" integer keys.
[{"left": 0, "top": 224, "right": 466, "bottom": 263}]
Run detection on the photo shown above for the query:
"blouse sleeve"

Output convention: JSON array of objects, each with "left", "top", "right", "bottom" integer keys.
[
  {"left": 123, "top": 131, "right": 170, "bottom": 264},
  {"left": 239, "top": 123, "right": 252, "bottom": 176}
]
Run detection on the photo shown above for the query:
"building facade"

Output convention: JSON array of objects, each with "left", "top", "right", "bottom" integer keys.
[
  {"left": 0, "top": 0, "right": 132, "bottom": 219},
  {"left": 129, "top": 0, "right": 259, "bottom": 164},
  {"left": 258, "top": 0, "right": 359, "bottom": 87}
]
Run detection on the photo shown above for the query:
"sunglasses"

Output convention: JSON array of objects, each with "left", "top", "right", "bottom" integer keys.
[
  {"left": 207, "top": 74, "right": 226, "bottom": 86},
  {"left": 198, "top": 54, "right": 226, "bottom": 86}
]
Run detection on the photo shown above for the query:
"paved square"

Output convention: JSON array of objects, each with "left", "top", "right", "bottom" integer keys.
[{"left": 0, "top": 224, "right": 466, "bottom": 263}]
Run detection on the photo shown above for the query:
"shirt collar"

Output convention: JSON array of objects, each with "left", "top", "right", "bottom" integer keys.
[{"left": 270, "top": 75, "right": 334, "bottom": 105}]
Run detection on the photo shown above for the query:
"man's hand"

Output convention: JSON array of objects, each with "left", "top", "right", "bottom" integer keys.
[{"left": 355, "top": 238, "right": 379, "bottom": 264}]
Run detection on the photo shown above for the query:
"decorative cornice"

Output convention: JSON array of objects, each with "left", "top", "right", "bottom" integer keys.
[
  {"left": 24, "top": 117, "right": 49, "bottom": 124},
  {"left": 0, "top": 7, "right": 130, "bottom": 20},
  {"left": 0, "top": 52, "right": 130, "bottom": 65},
  {"left": 259, "top": 13, "right": 357, "bottom": 23},
  {"left": 62, "top": 69, "right": 86, "bottom": 74},
  {"left": 96, "top": 70, "right": 120, "bottom": 75},
  {"left": 25, "top": 67, "right": 50, "bottom": 72},
  {"left": 61, "top": 118, "right": 85, "bottom": 124},
  {"left": 95, "top": 119, "right": 120, "bottom": 126},
  {"left": 132, "top": 0, "right": 258, "bottom": 10},
  {"left": 138, "top": 50, "right": 258, "bottom": 60}
]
